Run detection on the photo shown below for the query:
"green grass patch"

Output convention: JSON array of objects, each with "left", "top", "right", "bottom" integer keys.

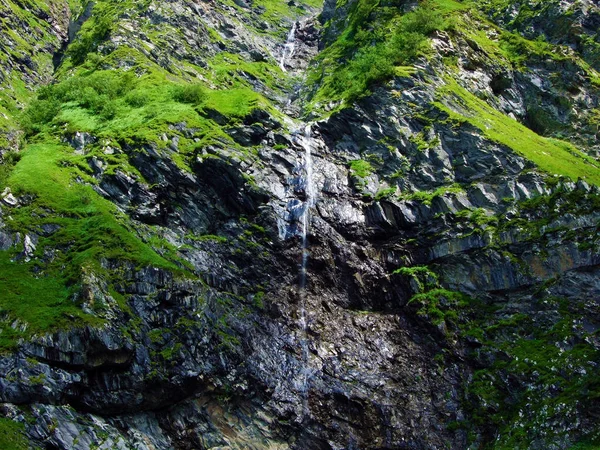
[
  {"left": 409, "top": 288, "right": 469, "bottom": 327},
  {"left": 204, "top": 87, "right": 268, "bottom": 120},
  {"left": 207, "top": 51, "right": 285, "bottom": 94},
  {"left": 7, "top": 143, "right": 178, "bottom": 272},
  {"left": 0, "top": 251, "right": 101, "bottom": 352},
  {"left": 0, "top": 417, "right": 29, "bottom": 450},
  {"left": 0, "top": 141, "right": 187, "bottom": 349},
  {"left": 460, "top": 296, "right": 600, "bottom": 448},
  {"left": 435, "top": 79, "right": 600, "bottom": 185},
  {"left": 308, "top": 0, "right": 457, "bottom": 107},
  {"left": 348, "top": 159, "right": 373, "bottom": 178},
  {"left": 402, "top": 183, "right": 464, "bottom": 206}
]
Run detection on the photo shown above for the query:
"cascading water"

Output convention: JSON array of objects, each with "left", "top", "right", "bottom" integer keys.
[
  {"left": 279, "top": 22, "right": 297, "bottom": 71},
  {"left": 295, "top": 123, "right": 315, "bottom": 420},
  {"left": 299, "top": 124, "right": 314, "bottom": 291}
]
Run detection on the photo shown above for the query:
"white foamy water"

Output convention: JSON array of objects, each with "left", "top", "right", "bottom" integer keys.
[
  {"left": 296, "top": 123, "right": 316, "bottom": 420},
  {"left": 279, "top": 23, "right": 297, "bottom": 71}
]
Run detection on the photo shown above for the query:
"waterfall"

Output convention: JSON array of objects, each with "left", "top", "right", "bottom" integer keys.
[
  {"left": 279, "top": 22, "right": 297, "bottom": 71},
  {"left": 294, "top": 123, "right": 315, "bottom": 421},
  {"left": 299, "top": 123, "right": 314, "bottom": 291}
]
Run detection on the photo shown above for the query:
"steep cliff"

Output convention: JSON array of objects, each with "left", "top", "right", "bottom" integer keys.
[{"left": 0, "top": 0, "right": 599, "bottom": 449}]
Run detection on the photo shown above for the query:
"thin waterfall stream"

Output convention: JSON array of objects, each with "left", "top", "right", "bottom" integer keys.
[
  {"left": 296, "top": 123, "right": 315, "bottom": 420},
  {"left": 281, "top": 21, "right": 316, "bottom": 421},
  {"left": 299, "top": 124, "right": 314, "bottom": 291},
  {"left": 293, "top": 120, "right": 317, "bottom": 421},
  {"left": 279, "top": 22, "right": 297, "bottom": 71}
]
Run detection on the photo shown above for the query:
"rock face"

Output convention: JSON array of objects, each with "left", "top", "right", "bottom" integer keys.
[{"left": 0, "top": 0, "right": 599, "bottom": 449}]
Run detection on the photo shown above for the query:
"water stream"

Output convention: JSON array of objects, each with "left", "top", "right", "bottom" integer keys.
[
  {"left": 282, "top": 21, "right": 316, "bottom": 422},
  {"left": 279, "top": 22, "right": 297, "bottom": 71},
  {"left": 293, "top": 123, "right": 315, "bottom": 420},
  {"left": 299, "top": 124, "right": 314, "bottom": 291}
]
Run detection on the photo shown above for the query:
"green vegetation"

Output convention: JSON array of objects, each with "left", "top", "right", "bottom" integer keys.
[
  {"left": 0, "top": 0, "right": 310, "bottom": 352},
  {"left": 396, "top": 260, "right": 600, "bottom": 448},
  {"left": 307, "top": 0, "right": 600, "bottom": 186},
  {"left": 408, "top": 130, "right": 440, "bottom": 152},
  {"left": 348, "top": 159, "right": 373, "bottom": 179},
  {"left": 0, "top": 152, "right": 21, "bottom": 190},
  {"left": 393, "top": 265, "right": 438, "bottom": 291},
  {"left": 208, "top": 51, "right": 286, "bottom": 97},
  {"left": 253, "top": 0, "right": 322, "bottom": 25},
  {"left": 374, "top": 186, "right": 396, "bottom": 201},
  {"left": 67, "top": 0, "right": 139, "bottom": 65},
  {"left": 0, "top": 251, "right": 97, "bottom": 352},
  {"left": 455, "top": 207, "right": 498, "bottom": 227},
  {"left": 0, "top": 0, "right": 82, "bottom": 155},
  {"left": 435, "top": 79, "right": 600, "bottom": 185},
  {"left": 409, "top": 288, "right": 468, "bottom": 326},
  {"left": 0, "top": 417, "right": 30, "bottom": 450},
  {"left": 348, "top": 159, "right": 374, "bottom": 192},
  {"left": 186, "top": 233, "right": 228, "bottom": 244},
  {"left": 393, "top": 265, "right": 468, "bottom": 328},
  {"left": 477, "top": 0, "right": 600, "bottom": 71},
  {"left": 308, "top": 0, "right": 461, "bottom": 107},
  {"left": 7, "top": 144, "right": 177, "bottom": 271},
  {"left": 402, "top": 183, "right": 464, "bottom": 206},
  {"left": 171, "top": 84, "right": 208, "bottom": 105},
  {"left": 0, "top": 140, "right": 186, "bottom": 350},
  {"left": 20, "top": 68, "right": 272, "bottom": 147},
  {"left": 204, "top": 88, "right": 269, "bottom": 121},
  {"left": 461, "top": 301, "right": 600, "bottom": 448}
]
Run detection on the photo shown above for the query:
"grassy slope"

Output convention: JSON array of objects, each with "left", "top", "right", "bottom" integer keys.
[
  {"left": 0, "top": 0, "right": 318, "bottom": 352},
  {"left": 436, "top": 79, "right": 600, "bottom": 185},
  {"left": 0, "top": 0, "right": 81, "bottom": 149},
  {"left": 308, "top": 0, "right": 600, "bottom": 185},
  {"left": 0, "top": 418, "right": 29, "bottom": 450}
]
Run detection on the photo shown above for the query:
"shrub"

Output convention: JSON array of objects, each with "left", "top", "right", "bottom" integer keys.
[
  {"left": 68, "top": 13, "right": 113, "bottom": 65},
  {"left": 125, "top": 90, "right": 150, "bottom": 107},
  {"left": 349, "top": 159, "right": 373, "bottom": 178},
  {"left": 172, "top": 84, "right": 207, "bottom": 104},
  {"left": 20, "top": 98, "right": 61, "bottom": 135}
]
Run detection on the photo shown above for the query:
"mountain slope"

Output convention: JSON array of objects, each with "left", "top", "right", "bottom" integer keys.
[{"left": 0, "top": 0, "right": 599, "bottom": 448}]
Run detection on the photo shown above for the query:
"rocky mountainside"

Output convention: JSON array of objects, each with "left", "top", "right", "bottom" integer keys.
[{"left": 0, "top": 0, "right": 599, "bottom": 448}]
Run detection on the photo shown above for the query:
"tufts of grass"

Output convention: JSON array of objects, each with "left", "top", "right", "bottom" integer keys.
[
  {"left": 203, "top": 87, "right": 268, "bottom": 121},
  {"left": 307, "top": 0, "right": 464, "bottom": 108},
  {"left": 402, "top": 183, "right": 465, "bottom": 206},
  {"left": 435, "top": 79, "right": 600, "bottom": 185},
  {"left": 348, "top": 159, "right": 373, "bottom": 178},
  {"left": 0, "top": 251, "right": 102, "bottom": 352},
  {"left": 0, "top": 417, "right": 29, "bottom": 450},
  {"left": 408, "top": 287, "right": 469, "bottom": 326},
  {"left": 7, "top": 143, "right": 179, "bottom": 274}
]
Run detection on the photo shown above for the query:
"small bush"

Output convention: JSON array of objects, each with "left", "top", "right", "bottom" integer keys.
[
  {"left": 21, "top": 71, "right": 135, "bottom": 134},
  {"left": 125, "top": 90, "right": 150, "bottom": 107},
  {"left": 20, "top": 98, "right": 61, "bottom": 135},
  {"left": 172, "top": 84, "right": 207, "bottom": 105},
  {"left": 349, "top": 159, "right": 373, "bottom": 178},
  {"left": 68, "top": 12, "right": 113, "bottom": 66}
]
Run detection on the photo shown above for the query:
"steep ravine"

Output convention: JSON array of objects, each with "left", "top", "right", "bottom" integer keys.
[{"left": 0, "top": 0, "right": 600, "bottom": 449}]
